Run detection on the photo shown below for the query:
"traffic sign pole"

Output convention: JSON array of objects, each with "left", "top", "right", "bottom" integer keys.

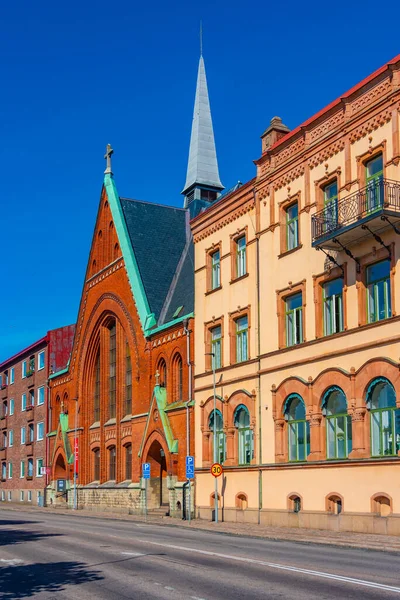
[
  {"left": 142, "top": 463, "right": 151, "bottom": 522},
  {"left": 185, "top": 456, "right": 194, "bottom": 524}
]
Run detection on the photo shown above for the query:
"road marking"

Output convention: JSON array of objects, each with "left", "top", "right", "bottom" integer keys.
[
  {"left": 120, "top": 552, "right": 145, "bottom": 557},
  {"left": 190, "top": 596, "right": 207, "bottom": 600},
  {"left": 0, "top": 559, "right": 23, "bottom": 565},
  {"left": 139, "top": 540, "right": 400, "bottom": 594},
  {"left": 164, "top": 586, "right": 175, "bottom": 591}
]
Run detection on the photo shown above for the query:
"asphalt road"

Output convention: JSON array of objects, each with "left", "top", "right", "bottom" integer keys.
[{"left": 0, "top": 509, "right": 400, "bottom": 599}]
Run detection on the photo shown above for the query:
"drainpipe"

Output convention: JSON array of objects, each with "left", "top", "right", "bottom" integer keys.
[
  {"left": 183, "top": 318, "right": 192, "bottom": 521},
  {"left": 253, "top": 188, "right": 263, "bottom": 525},
  {"left": 45, "top": 379, "right": 51, "bottom": 507}
]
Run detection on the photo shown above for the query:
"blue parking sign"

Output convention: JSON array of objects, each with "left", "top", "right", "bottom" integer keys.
[
  {"left": 186, "top": 455, "right": 195, "bottom": 479},
  {"left": 142, "top": 462, "right": 151, "bottom": 480}
]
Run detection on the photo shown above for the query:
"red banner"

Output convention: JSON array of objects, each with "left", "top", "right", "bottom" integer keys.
[{"left": 74, "top": 437, "right": 79, "bottom": 475}]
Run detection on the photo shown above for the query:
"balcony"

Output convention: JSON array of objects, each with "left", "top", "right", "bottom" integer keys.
[{"left": 312, "top": 179, "right": 400, "bottom": 249}]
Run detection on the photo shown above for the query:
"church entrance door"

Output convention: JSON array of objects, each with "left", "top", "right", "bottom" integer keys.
[{"left": 146, "top": 440, "right": 169, "bottom": 510}]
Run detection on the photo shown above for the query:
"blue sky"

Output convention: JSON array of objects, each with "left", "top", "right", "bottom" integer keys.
[{"left": 1, "top": 0, "right": 399, "bottom": 362}]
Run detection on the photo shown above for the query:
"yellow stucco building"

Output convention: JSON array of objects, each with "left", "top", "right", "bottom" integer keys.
[{"left": 191, "top": 54, "right": 400, "bottom": 534}]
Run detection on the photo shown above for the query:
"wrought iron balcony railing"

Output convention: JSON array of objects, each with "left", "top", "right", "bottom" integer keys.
[{"left": 312, "top": 179, "right": 400, "bottom": 247}]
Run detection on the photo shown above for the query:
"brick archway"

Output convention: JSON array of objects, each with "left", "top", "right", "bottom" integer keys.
[{"left": 142, "top": 431, "right": 171, "bottom": 511}]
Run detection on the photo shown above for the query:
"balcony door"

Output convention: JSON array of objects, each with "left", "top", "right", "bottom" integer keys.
[{"left": 365, "top": 154, "right": 383, "bottom": 213}]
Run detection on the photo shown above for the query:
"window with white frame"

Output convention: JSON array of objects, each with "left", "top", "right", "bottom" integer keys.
[
  {"left": 28, "top": 424, "right": 34, "bottom": 442},
  {"left": 10, "top": 368, "right": 14, "bottom": 384},
  {"left": 36, "top": 458, "right": 43, "bottom": 477},
  {"left": 20, "top": 461, "right": 25, "bottom": 478},
  {"left": 1, "top": 462, "right": 6, "bottom": 479},
  {"left": 22, "top": 360, "right": 27, "bottom": 378},
  {"left": 1, "top": 490, "right": 4, "bottom": 501},
  {"left": 21, "top": 427, "right": 26, "bottom": 445},
  {"left": 21, "top": 393, "right": 27, "bottom": 411},
  {"left": 9, "top": 430, "right": 13, "bottom": 447},
  {"left": 37, "top": 386, "right": 45, "bottom": 406},
  {"left": 38, "top": 351, "right": 45, "bottom": 371},
  {"left": 27, "top": 458, "right": 33, "bottom": 477},
  {"left": 8, "top": 462, "right": 12, "bottom": 479},
  {"left": 8, "top": 491, "right": 11, "bottom": 501},
  {"left": 28, "top": 491, "right": 32, "bottom": 502},
  {"left": 28, "top": 390, "right": 34, "bottom": 408},
  {"left": 37, "top": 422, "right": 44, "bottom": 441},
  {"left": 20, "top": 491, "right": 24, "bottom": 502},
  {"left": 9, "top": 399, "right": 14, "bottom": 416}
]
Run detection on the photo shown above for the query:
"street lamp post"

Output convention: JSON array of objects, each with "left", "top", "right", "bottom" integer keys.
[
  {"left": 73, "top": 398, "right": 78, "bottom": 510},
  {"left": 206, "top": 351, "right": 218, "bottom": 524}
]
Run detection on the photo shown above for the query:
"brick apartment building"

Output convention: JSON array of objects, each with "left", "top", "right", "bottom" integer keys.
[{"left": 0, "top": 326, "right": 74, "bottom": 506}]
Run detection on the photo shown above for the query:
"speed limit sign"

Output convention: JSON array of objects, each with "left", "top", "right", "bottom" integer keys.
[{"left": 211, "top": 463, "right": 223, "bottom": 477}]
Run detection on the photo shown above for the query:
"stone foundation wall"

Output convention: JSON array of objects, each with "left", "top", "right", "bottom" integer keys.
[{"left": 196, "top": 506, "right": 400, "bottom": 535}]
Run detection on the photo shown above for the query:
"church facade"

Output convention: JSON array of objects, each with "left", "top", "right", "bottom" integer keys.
[{"left": 47, "top": 53, "right": 223, "bottom": 516}]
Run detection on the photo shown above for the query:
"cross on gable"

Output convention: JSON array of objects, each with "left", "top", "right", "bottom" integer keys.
[{"left": 104, "top": 143, "right": 114, "bottom": 175}]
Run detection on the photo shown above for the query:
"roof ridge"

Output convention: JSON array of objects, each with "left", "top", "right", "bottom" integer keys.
[{"left": 120, "top": 197, "right": 186, "bottom": 211}]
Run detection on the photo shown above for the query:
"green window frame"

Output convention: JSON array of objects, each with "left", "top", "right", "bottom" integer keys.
[
  {"left": 236, "top": 236, "right": 247, "bottom": 278},
  {"left": 323, "top": 180, "right": 338, "bottom": 231},
  {"left": 235, "top": 316, "right": 248, "bottom": 363},
  {"left": 209, "top": 409, "right": 225, "bottom": 464},
  {"left": 211, "top": 325, "right": 222, "bottom": 369},
  {"left": 366, "top": 260, "right": 391, "bottom": 323},
  {"left": 365, "top": 154, "right": 383, "bottom": 213},
  {"left": 234, "top": 405, "right": 253, "bottom": 465},
  {"left": 323, "top": 387, "right": 352, "bottom": 459},
  {"left": 285, "top": 394, "right": 310, "bottom": 462},
  {"left": 286, "top": 203, "right": 299, "bottom": 251},
  {"left": 211, "top": 250, "right": 221, "bottom": 290},
  {"left": 285, "top": 293, "right": 303, "bottom": 347},
  {"left": 367, "top": 378, "right": 400, "bottom": 457},
  {"left": 323, "top": 278, "right": 344, "bottom": 336}
]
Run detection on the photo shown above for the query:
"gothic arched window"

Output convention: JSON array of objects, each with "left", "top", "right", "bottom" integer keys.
[
  {"left": 93, "top": 350, "right": 100, "bottom": 423},
  {"left": 108, "top": 321, "right": 116, "bottom": 419},
  {"left": 172, "top": 353, "right": 183, "bottom": 402}
]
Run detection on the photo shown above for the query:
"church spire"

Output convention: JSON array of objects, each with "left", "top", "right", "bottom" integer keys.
[{"left": 182, "top": 50, "right": 224, "bottom": 207}]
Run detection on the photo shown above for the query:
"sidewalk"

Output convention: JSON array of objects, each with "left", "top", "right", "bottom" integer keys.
[{"left": 3, "top": 503, "right": 400, "bottom": 553}]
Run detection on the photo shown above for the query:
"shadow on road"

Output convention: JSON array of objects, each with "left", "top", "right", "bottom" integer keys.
[
  {"left": 0, "top": 561, "right": 103, "bottom": 599},
  {"left": 0, "top": 521, "right": 39, "bottom": 527},
  {"left": 0, "top": 529, "right": 62, "bottom": 547}
]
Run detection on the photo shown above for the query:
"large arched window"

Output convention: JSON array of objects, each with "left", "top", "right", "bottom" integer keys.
[
  {"left": 284, "top": 394, "right": 310, "bottom": 462},
  {"left": 209, "top": 409, "right": 225, "bottom": 464},
  {"left": 234, "top": 405, "right": 253, "bottom": 465},
  {"left": 367, "top": 378, "right": 399, "bottom": 456},
  {"left": 322, "top": 387, "right": 352, "bottom": 459},
  {"left": 125, "top": 342, "right": 132, "bottom": 416},
  {"left": 93, "top": 448, "right": 100, "bottom": 481},
  {"left": 109, "top": 322, "right": 117, "bottom": 419},
  {"left": 158, "top": 358, "right": 167, "bottom": 388},
  {"left": 93, "top": 351, "right": 100, "bottom": 423},
  {"left": 172, "top": 354, "right": 183, "bottom": 402},
  {"left": 108, "top": 446, "right": 116, "bottom": 481}
]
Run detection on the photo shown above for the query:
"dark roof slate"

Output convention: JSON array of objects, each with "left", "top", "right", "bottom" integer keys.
[
  {"left": 161, "top": 241, "right": 194, "bottom": 324},
  {"left": 120, "top": 198, "right": 188, "bottom": 323}
]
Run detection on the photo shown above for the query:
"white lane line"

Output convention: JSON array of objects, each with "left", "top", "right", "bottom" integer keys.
[
  {"left": 139, "top": 540, "right": 400, "bottom": 594},
  {"left": 0, "top": 559, "right": 23, "bottom": 565},
  {"left": 120, "top": 552, "right": 145, "bottom": 557},
  {"left": 164, "top": 586, "right": 175, "bottom": 591},
  {"left": 191, "top": 596, "right": 207, "bottom": 600}
]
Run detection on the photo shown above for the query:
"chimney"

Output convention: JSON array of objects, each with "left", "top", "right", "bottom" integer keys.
[{"left": 261, "top": 116, "right": 290, "bottom": 152}]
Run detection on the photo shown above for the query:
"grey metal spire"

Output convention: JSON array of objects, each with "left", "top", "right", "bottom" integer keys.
[{"left": 182, "top": 55, "right": 223, "bottom": 198}]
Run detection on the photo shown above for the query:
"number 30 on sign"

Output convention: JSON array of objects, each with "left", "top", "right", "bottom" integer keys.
[{"left": 211, "top": 463, "right": 223, "bottom": 477}]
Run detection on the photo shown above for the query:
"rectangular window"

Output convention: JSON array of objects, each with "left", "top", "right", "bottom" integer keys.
[
  {"left": 28, "top": 491, "right": 32, "bottom": 502},
  {"left": 0, "top": 375, "right": 2, "bottom": 387},
  {"left": 28, "top": 390, "right": 34, "bottom": 408},
  {"left": 20, "top": 461, "right": 25, "bottom": 478},
  {"left": 2, "top": 431, "right": 7, "bottom": 448},
  {"left": 9, "top": 430, "right": 13, "bottom": 447},
  {"left": 28, "top": 424, "right": 34, "bottom": 442},
  {"left": 27, "top": 458, "right": 33, "bottom": 477},
  {"left": 37, "top": 386, "right": 45, "bottom": 406},
  {"left": 1, "top": 462, "right": 6, "bottom": 479},
  {"left": 8, "top": 462, "right": 12, "bottom": 479},
  {"left": 236, "top": 236, "right": 246, "bottom": 278},
  {"left": 1, "top": 491, "right": 4, "bottom": 501},
  {"left": 21, "top": 427, "right": 26, "bottom": 445},
  {"left": 20, "top": 491, "right": 24, "bottom": 502},
  {"left": 285, "top": 293, "right": 303, "bottom": 347},
  {"left": 1, "top": 401, "right": 7, "bottom": 418},
  {"left": 323, "top": 278, "right": 344, "bottom": 336},
  {"left": 38, "top": 351, "right": 45, "bottom": 371},
  {"left": 9, "top": 399, "right": 14, "bottom": 416},
  {"left": 9, "top": 368, "right": 14, "bottom": 385},
  {"left": 36, "top": 458, "right": 43, "bottom": 477},
  {"left": 323, "top": 180, "right": 338, "bottom": 231},
  {"left": 211, "top": 250, "right": 221, "bottom": 290},
  {"left": 235, "top": 316, "right": 248, "bottom": 363},
  {"left": 21, "top": 393, "right": 27, "bottom": 411},
  {"left": 365, "top": 154, "right": 383, "bottom": 212},
  {"left": 22, "top": 360, "right": 27, "bottom": 378},
  {"left": 109, "top": 323, "right": 117, "bottom": 420},
  {"left": 8, "top": 491, "right": 12, "bottom": 501},
  {"left": 125, "top": 343, "right": 132, "bottom": 416},
  {"left": 286, "top": 203, "right": 299, "bottom": 251},
  {"left": 366, "top": 260, "right": 391, "bottom": 323},
  {"left": 37, "top": 422, "right": 44, "bottom": 441},
  {"left": 211, "top": 325, "right": 222, "bottom": 369}
]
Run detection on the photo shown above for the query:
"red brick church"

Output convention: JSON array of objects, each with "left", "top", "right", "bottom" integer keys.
[{"left": 47, "top": 51, "right": 224, "bottom": 516}]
